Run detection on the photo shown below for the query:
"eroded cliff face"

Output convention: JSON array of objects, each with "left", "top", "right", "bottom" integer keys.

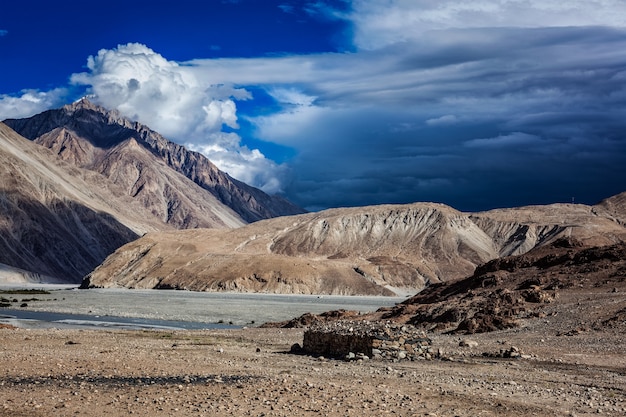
[{"left": 82, "top": 197, "right": 626, "bottom": 295}]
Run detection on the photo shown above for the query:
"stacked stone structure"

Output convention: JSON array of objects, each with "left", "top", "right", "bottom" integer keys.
[{"left": 302, "top": 321, "right": 435, "bottom": 361}]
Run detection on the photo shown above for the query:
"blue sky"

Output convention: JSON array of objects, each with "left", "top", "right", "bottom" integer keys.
[{"left": 1, "top": 1, "right": 626, "bottom": 212}]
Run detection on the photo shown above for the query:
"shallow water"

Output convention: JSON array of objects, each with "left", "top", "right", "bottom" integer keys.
[
  {"left": 0, "top": 286, "right": 406, "bottom": 330},
  {"left": 0, "top": 309, "right": 238, "bottom": 330}
]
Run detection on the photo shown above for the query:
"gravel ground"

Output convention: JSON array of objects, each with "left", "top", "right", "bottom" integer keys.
[{"left": 1, "top": 314, "right": 625, "bottom": 417}]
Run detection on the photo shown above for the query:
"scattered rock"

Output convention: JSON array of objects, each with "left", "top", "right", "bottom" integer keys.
[
  {"left": 459, "top": 339, "right": 478, "bottom": 348},
  {"left": 558, "top": 327, "right": 589, "bottom": 337}
]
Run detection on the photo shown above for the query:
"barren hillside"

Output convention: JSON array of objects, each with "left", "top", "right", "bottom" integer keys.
[
  {"left": 82, "top": 197, "right": 626, "bottom": 295},
  {"left": 271, "top": 235, "right": 626, "bottom": 344}
]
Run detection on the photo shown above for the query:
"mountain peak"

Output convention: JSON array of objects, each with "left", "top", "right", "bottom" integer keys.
[
  {"left": 69, "top": 96, "right": 99, "bottom": 109},
  {"left": 65, "top": 97, "right": 125, "bottom": 121},
  {"left": 63, "top": 97, "right": 136, "bottom": 132}
]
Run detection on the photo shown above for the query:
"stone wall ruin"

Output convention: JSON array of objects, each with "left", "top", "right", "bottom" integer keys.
[{"left": 302, "top": 321, "right": 435, "bottom": 361}]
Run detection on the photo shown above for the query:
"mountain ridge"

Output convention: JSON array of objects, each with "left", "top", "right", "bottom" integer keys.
[
  {"left": 0, "top": 99, "right": 305, "bottom": 284},
  {"left": 3, "top": 100, "right": 624, "bottom": 291}
]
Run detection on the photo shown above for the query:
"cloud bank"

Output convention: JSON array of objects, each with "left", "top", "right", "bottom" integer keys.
[
  {"left": 0, "top": 88, "right": 68, "bottom": 119},
  {"left": 346, "top": 0, "right": 626, "bottom": 49},
  {"left": 184, "top": 23, "right": 626, "bottom": 209}
]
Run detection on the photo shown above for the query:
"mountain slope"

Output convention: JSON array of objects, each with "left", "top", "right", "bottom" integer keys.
[
  {"left": 595, "top": 191, "right": 626, "bottom": 226},
  {"left": 0, "top": 122, "right": 173, "bottom": 283},
  {"left": 370, "top": 237, "right": 626, "bottom": 334},
  {"left": 4, "top": 99, "right": 304, "bottom": 226},
  {"left": 82, "top": 196, "right": 626, "bottom": 295},
  {"left": 470, "top": 202, "right": 626, "bottom": 256}
]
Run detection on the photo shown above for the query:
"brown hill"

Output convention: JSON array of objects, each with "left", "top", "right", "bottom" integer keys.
[
  {"left": 4, "top": 99, "right": 304, "bottom": 226},
  {"left": 81, "top": 197, "right": 626, "bottom": 295},
  {"left": 595, "top": 191, "right": 626, "bottom": 226}
]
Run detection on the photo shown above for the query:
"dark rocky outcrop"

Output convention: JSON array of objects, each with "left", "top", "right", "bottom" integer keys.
[{"left": 269, "top": 237, "right": 626, "bottom": 333}]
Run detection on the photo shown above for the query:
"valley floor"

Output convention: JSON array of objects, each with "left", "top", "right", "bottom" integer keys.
[{"left": 0, "top": 316, "right": 624, "bottom": 417}]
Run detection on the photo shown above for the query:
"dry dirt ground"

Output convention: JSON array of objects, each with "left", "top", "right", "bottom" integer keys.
[{"left": 1, "top": 299, "right": 625, "bottom": 417}]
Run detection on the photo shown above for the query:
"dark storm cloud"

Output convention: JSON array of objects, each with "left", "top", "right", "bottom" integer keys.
[{"left": 261, "top": 26, "right": 626, "bottom": 211}]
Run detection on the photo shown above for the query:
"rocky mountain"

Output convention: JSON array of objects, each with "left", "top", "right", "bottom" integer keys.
[
  {"left": 0, "top": 122, "right": 173, "bottom": 283},
  {"left": 4, "top": 99, "right": 304, "bottom": 227},
  {"left": 81, "top": 196, "right": 626, "bottom": 295},
  {"left": 0, "top": 98, "right": 306, "bottom": 283}
]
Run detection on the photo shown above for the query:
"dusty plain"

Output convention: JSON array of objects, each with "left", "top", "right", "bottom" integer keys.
[{"left": 1, "top": 296, "right": 625, "bottom": 417}]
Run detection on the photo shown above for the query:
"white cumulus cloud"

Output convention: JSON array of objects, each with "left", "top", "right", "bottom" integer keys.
[
  {"left": 70, "top": 43, "right": 246, "bottom": 139},
  {"left": 69, "top": 43, "right": 286, "bottom": 194},
  {"left": 187, "top": 132, "right": 289, "bottom": 194}
]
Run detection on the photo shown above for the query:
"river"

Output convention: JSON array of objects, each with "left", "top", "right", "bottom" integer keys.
[{"left": 0, "top": 286, "right": 407, "bottom": 330}]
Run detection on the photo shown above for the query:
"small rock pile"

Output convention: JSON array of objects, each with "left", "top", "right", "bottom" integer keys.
[
  {"left": 301, "top": 320, "right": 436, "bottom": 361},
  {"left": 482, "top": 345, "right": 532, "bottom": 359}
]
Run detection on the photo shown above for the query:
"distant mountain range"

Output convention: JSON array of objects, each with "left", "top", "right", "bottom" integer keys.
[
  {"left": 5, "top": 99, "right": 304, "bottom": 226},
  {"left": 1, "top": 100, "right": 304, "bottom": 282}
]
